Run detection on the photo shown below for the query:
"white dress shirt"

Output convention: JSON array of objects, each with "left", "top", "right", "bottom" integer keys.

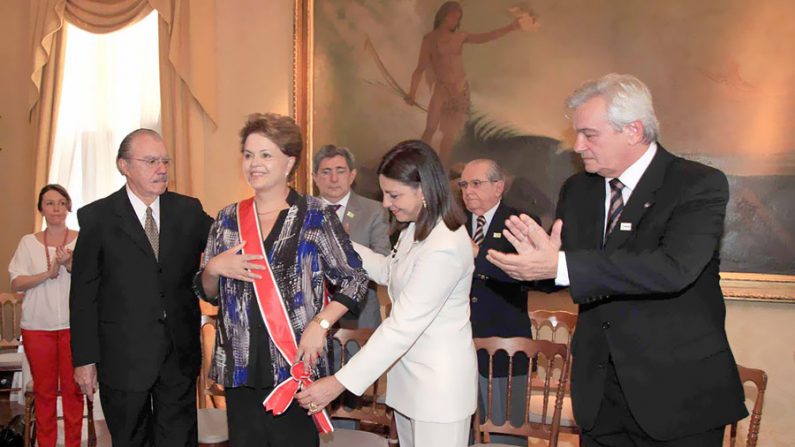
[
  {"left": 470, "top": 201, "right": 500, "bottom": 236},
  {"left": 321, "top": 191, "right": 351, "bottom": 222},
  {"left": 556, "top": 142, "right": 657, "bottom": 286},
  {"left": 126, "top": 186, "right": 161, "bottom": 231}
]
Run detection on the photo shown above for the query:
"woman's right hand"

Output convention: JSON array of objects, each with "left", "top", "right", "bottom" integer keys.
[{"left": 205, "top": 241, "right": 266, "bottom": 282}]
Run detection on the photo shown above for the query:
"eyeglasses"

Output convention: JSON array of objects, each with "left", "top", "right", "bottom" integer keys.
[
  {"left": 457, "top": 179, "right": 495, "bottom": 190},
  {"left": 126, "top": 157, "right": 172, "bottom": 168}
]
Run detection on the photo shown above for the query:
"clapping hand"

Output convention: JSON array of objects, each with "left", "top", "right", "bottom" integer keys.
[
  {"left": 205, "top": 241, "right": 266, "bottom": 282},
  {"left": 55, "top": 247, "right": 73, "bottom": 271},
  {"left": 486, "top": 215, "right": 563, "bottom": 281}
]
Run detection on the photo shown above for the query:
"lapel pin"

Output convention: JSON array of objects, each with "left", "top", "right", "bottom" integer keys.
[
  {"left": 620, "top": 222, "right": 632, "bottom": 232},
  {"left": 643, "top": 202, "right": 652, "bottom": 208},
  {"left": 493, "top": 232, "right": 502, "bottom": 239},
  {"left": 346, "top": 211, "right": 355, "bottom": 218}
]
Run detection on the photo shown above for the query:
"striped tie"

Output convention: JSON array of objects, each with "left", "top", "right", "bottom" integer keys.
[
  {"left": 472, "top": 215, "right": 486, "bottom": 245},
  {"left": 604, "top": 178, "right": 625, "bottom": 243},
  {"left": 144, "top": 206, "right": 159, "bottom": 260}
]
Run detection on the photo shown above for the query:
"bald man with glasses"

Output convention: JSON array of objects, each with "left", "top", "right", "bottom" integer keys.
[{"left": 459, "top": 159, "right": 540, "bottom": 446}]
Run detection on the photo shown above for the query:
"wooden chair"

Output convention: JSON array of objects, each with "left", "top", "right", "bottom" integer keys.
[
  {"left": 729, "top": 364, "right": 767, "bottom": 447},
  {"left": 0, "top": 293, "right": 24, "bottom": 392},
  {"left": 197, "top": 314, "right": 229, "bottom": 447},
  {"left": 529, "top": 310, "right": 579, "bottom": 438},
  {"left": 321, "top": 328, "right": 396, "bottom": 447},
  {"left": 472, "top": 337, "right": 570, "bottom": 447}
]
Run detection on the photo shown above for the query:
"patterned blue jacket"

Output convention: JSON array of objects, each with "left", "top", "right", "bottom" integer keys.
[{"left": 195, "top": 190, "right": 368, "bottom": 387}]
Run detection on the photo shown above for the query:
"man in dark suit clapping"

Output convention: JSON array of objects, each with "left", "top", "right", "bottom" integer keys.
[
  {"left": 488, "top": 74, "right": 747, "bottom": 446},
  {"left": 70, "top": 129, "right": 212, "bottom": 447}
]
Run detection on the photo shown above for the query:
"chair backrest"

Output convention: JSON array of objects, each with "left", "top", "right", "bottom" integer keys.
[
  {"left": 198, "top": 314, "right": 225, "bottom": 409},
  {"left": 473, "top": 337, "right": 570, "bottom": 446},
  {"left": 329, "top": 328, "right": 394, "bottom": 435},
  {"left": 0, "top": 293, "right": 23, "bottom": 350},
  {"left": 730, "top": 364, "right": 767, "bottom": 447},
  {"left": 529, "top": 310, "right": 577, "bottom": 346}
]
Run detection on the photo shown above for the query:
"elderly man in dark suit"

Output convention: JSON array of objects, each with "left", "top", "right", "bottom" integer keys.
[
  {"left": 488, "top": 73, "right": 747, "bottom": 446},
  {"left": 460, "top": 159, "right": 538, "bottom": 446},
  {"left": 70, "top": 129, "right": 212, "bottom": 447},
  {"left": 312, "top": 144, "right": 391, "bottom": 328}
]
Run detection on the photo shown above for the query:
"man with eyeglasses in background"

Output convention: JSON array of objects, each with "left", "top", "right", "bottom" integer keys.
[
  {"left": 70, "top": 128, "right": 212, "bottom": 446},
  {"left": 459, "top": 159, "right": 540, "bottom": 446}
]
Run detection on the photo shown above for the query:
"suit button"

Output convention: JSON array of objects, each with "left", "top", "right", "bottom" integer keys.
[
  {"left": 597, "top": 362, "right": 606, "bottom": 369},
  {"left": 471, "top": 296, "right": 478, "bottom": 303},
  {"left": 160, "top": 292, "right": 166, "bottom": 298},
  {"left": 602, "top": 321, "right": 611, "bottom": 330},
  {"left": 158, "top": 267, "right": 163, "bottom": 273}
]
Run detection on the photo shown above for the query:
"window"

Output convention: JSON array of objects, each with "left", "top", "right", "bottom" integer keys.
[{"left": 48, "top": 12, "right": 160, "bottom": 228}]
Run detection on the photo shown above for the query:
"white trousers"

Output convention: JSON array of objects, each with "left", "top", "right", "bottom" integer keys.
[{"left": 394, "top": 411, "right": 470, "bottom": 447}]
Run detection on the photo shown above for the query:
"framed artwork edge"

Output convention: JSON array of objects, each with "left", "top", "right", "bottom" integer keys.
[{"left": 292, "top": 0, "right": 795, "bottom": 304}]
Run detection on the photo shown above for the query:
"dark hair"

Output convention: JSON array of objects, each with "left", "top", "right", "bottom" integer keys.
[
  {"left": 433, "top": 1, "right": 462, "bottom": 30},
  {"left": 37, "top": 184, "right": 72, "bottom": 212},
  {"left": 378, "top": 140, "right": 464, "bottom": 241},
  {"left": 117, "top": 128, "right": 162, "bottom": 162},
  {"left": 239, "top": 113, "right": 303, "bottom": 180},
  {"left": 313, "top": 144, "right": 356, "bottom": 173}
]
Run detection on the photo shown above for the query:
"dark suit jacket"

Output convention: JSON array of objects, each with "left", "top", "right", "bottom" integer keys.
[
  {"left": 557, "top": 146, "right": 747, "bottom": 440},
  {"left": 467, "top": 202, "right": 537, "bottom": 376},
  {"left": 70, "top": 187, "right": 212, "bottom": 391}
]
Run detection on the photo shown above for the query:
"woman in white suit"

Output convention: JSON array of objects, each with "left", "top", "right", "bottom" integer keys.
[{"left": 298, "top": 139, "right": 477, "bottom": 446}]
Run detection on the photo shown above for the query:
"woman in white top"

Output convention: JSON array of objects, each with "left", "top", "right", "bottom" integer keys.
[
  {"left": 298, "top": 140, "right": 477, "bottom": 447},
  {"left": 9, "top": 184, "right": 82, "bottom": 447}
]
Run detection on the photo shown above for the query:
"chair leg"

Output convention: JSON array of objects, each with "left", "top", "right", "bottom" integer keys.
[
  {"left": 23, "top": 391, "right": 35, "bottom": 447},
  {"left": 87, "top": 396, "right": 97, "bottom": 447}
]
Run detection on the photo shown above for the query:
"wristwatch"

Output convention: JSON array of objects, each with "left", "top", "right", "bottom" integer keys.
[{"left": 312, "top": 315, "right": 331, "bottom": 330}]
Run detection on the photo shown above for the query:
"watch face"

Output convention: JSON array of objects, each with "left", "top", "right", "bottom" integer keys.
[{"left": 320, "top": 319, "right": 330, "bottom": 329}]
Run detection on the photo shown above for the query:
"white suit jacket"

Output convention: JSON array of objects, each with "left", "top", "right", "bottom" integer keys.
[{"left": 335, "top": 220, "right": 478, "bottom": 423}]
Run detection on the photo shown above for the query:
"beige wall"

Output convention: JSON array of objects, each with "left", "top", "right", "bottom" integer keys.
[{"left": 0, "top": 1, "right": 35, "bottom": 289}]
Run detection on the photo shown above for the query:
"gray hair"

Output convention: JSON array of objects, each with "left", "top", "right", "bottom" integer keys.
[
  {"left": 467, "top": 159, "right": 504, "bottom": 182},
  {"left": 313, "top": 144, "right": 356, "bottom": 173},
  {"left": 117, "top": 128, "right": 162, "bottom": 161},
  {"left": 566, "top": 73, "right": 659, "bottom": 143}
]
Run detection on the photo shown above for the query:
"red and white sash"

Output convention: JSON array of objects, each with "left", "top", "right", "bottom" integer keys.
[{"left": 237, "top": 197, "right": 334, "bottom": 433}]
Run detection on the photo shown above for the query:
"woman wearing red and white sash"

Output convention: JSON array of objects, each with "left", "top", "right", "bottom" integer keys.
[
  {"left": 298, "top": 140, "right": 478, "bottom": 447},
  {"left": 195, "top": 113, "right": 368, "bottom": 447}
]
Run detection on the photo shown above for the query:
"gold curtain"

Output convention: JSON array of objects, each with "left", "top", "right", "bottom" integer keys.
[{"left": 29, "top": 0, "right": 218, "bottom": 226}]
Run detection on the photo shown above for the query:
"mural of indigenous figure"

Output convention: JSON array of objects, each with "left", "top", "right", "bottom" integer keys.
[{"left": 403, "top": 1, "right": 536, "bottom": 165}]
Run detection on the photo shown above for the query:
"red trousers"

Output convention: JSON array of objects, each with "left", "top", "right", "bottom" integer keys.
[{"left": 22, "top": 329, "right": 83, "bottom": 447}]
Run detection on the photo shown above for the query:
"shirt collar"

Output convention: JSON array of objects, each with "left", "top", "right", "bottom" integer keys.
[
  {"left": 126, "top": 185, "right": 160, "bottom": 224},
  {"left": 322, "top": 190, "right": 351, "bottom": 209},
  {"left": 473, "top": 200, "right": 501, "bottom": 232},
  {"left": 608, "top": 142, "right": 657, "bottom": 193}
]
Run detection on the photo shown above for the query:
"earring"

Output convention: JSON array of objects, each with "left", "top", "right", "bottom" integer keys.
[{"left": 422, "top": 198, "right": 427, "bottom": 209}]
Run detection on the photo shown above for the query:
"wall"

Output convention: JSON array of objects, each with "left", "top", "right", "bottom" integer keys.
[
  {"left": 0, "top": 1, "right": 35, "bottom": 289},
  {"left": 201, "top": 0, "right": 295, "bottom": 215}
]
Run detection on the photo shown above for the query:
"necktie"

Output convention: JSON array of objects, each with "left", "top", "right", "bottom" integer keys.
[
  {"left": 605, "top": 178, "right": 625, "bottom": 243},
  {"left": 329, "top": 204, "right": 342, "bottom": 213},
  {"left": 144, "top": 206, "right": 159, "bottom": 260},
  {"left": 472, "top": 215, "right": 486, "bottom": 245}
]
